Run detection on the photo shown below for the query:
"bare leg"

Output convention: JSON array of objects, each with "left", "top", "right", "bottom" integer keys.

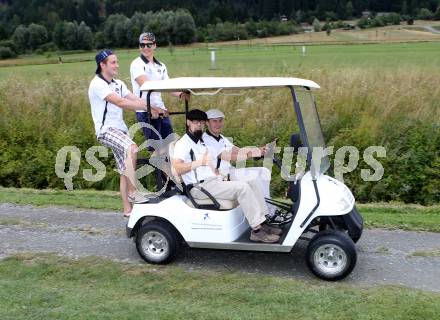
[
  {"left": 123, "top": 144, "right": 138, "bottom": 195},
  {"left": 120, "top": 175, "right": 132, "bottom": 215}
]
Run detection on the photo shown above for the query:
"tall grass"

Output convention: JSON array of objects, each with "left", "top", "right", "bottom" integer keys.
[{"left": 0, "top": 66, "right": 438, "bottom": 204}]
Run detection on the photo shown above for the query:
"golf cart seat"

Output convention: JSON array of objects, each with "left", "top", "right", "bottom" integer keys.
[{"left": 184, "top": 197, "right": 237, "bottom": 210}]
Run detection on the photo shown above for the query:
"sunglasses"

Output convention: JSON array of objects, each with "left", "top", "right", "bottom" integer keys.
[
  {"left": 139, "top": 42, "right": 155, "bottom": 48},
  {"left": 191, "top": 120, "right": 206, "bottom": 125}
]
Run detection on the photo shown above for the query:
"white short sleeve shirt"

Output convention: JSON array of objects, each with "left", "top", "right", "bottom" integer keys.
[
  {"left": 172, "top": 134, "right": 216, "bottom": 185},
  {"left": 203, "top": 132, "right": 235, "bottom": 175},
  {"left": 88, "top": 75, "right": 130, "bottom": 137},
  {"left": 130, "top": 56, "right": 169, "bottom": 111}
]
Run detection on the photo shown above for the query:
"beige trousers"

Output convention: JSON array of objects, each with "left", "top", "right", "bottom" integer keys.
[
  {"left": 190, "top": 176, "right": 268, "bottom": 229},
  {"left": 229, "top": 167, "right": 276, "bottom": 216}
]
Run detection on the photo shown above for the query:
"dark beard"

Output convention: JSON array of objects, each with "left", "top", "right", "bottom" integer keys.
[{"left": 193, "top": 130, "right": 203, "bottom": 140}]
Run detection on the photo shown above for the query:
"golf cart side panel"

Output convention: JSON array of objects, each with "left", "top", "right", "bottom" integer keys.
[
  {"left": 314, "top": 175, "right": 355, "bottom": 216},
  {"left": 281, "top": 172, "right": 355, "bottom": 247},
  {"left": 280, "top": 172, "right": 319, "bottom": 247},
  {"left": 128, "top": 195, "right": 249, "bottom": 243}
]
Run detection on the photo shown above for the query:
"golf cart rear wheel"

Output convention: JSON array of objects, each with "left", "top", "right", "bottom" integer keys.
[
  {"left": 306, "top": 230, "right": 357, "bottom": 281},
  {"left": 136, "top": 221, "right": 178, "bottom": 264}
]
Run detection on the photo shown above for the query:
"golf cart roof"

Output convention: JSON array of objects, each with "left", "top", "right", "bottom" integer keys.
[{"left": 140, "top": 77, "right": 320, "bottom": 93}]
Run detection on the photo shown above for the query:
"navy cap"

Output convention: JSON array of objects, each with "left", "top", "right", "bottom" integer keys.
[
  {"left": 187, "top": 109, "right": 208, "bottom": 121},
  {"left": 95, "top": 49, "right": 113, "bottom": 74}
]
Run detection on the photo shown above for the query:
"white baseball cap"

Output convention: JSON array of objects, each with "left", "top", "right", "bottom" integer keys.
[{"left": 206, "top": 109, "right": 225, "bottom": 119}]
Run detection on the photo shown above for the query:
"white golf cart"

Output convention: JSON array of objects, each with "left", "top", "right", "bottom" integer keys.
[{"left": 126, "top": 77, "right": 363, "bottom": 281}]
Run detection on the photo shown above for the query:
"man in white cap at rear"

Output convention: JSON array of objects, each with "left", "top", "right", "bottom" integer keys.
[{"left": 203, "top": 108, "right": 292, "bottom": 225}]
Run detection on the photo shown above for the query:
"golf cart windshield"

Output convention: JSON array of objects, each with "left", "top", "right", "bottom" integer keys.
[{"left": 293, "top": 88, "right": 330, "bottom": 179}]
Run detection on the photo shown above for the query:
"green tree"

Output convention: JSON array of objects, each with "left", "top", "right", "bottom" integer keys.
[
  {"left": 434, "top": 6, "right": 440, "bottom": 20},
  {"left": 53, "top": 21, "right": 65, "bottom": 49},
  {"left": 0, "top": 25, "right": 7, "bottom": 40},
  {"left": 0, "top": 46, "right": 16, "bottom": 59},
  {"left": 113, "top": 16, "right": 130, "bottom": 47},
  {"left": 28, "top": 23, "right": 48, "bottom": 50},
  {"left": 418, "top": 8, "right": 433, "bottom": 19},
  {"left": 345, "top": 1, "right": 354, "bottom": 19},
  {"left": 383, "top": 13, "right": 401, "bottom": 25},
  {"left": 245, "top": 19, "right": 258, "bottom": 37},
  {"left": 313, "top": 18, "right": 321, "bottom": 32},
  {"left": 12, "top": 25, "right": 29, "bottom": 53},
  {"left": 77, "top": 21, "right": 94, "bottom": 50},
  {"left": 63, "top": 22, "right": 79, "bottom": 50},
  {"left": 402, "top": 1, "right": 408, "bottom": 15},
  {"left": 149, "top": 10, "right": 175, "bottom": 45},
  {"left": 172, "top": 9, "right": 196, "bottom": 44},
  {"left": 127, "top": 12, "right": 148, "bottom": 47},
  {"left": 94, "top": 31, "right": 106, "bottom": 49},
  {"left": 357, "top": 17, "right": 370, "bottom": 29},
  {"left": 103, "top": 14, "right": 129, "bottom": 47},
  {"left": 295, "top": 10, "right": 304, "bottom": 23}
]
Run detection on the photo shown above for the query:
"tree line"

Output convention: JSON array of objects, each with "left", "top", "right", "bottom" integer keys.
[
  {"left": 0, "top": 9, "right": 299, "bottom": 59},
  {"left": 2, "top": 1, "right": 440, "bottom": 30},
  {"left": 1, "top": 0, "right": 440, "bottom": 58}
]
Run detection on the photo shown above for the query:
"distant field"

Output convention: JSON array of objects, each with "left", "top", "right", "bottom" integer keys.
[
  {"left": 1, "top": 41, "right": 440, "bottom": 83},
  {"left": 210, "top": 21, "right": 440, "bottom": 45},
  {"left": 2, "top": 20, "right": 440, "bottom": 71}
]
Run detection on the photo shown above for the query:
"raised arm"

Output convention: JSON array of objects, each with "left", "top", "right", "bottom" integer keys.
[{"left": 219, "top": 145, "right": 265, "bottom": 162}]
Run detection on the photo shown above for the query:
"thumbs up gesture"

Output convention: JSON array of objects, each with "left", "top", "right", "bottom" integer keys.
[{"left": 200, "top": 150, "right": 213, "bottom": 167}]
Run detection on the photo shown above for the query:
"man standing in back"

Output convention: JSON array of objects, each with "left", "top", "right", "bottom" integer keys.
[{"left": 130, "top": 32, "right": 189, "bottom": 145}]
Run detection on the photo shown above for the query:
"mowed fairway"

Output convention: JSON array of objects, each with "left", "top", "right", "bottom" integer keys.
[{"left": 1, "top": 41, "right": 440, "bottom": 83}]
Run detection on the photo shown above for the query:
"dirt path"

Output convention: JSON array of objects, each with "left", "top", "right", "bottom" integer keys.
[{"left": 0, "top": 203, "right": 439, "bottom": 292}]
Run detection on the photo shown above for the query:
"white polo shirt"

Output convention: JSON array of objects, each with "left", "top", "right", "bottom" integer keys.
[
  {"left": 88, "top": 75, "right": 130, "bottom": 137},
  {"left": 172, "top": 134, "right": 216, "bottom": 185},
  {"left": 203, "top": 131, "right": 235, "bottom": 175},
  {"left": 130, "top": 56, "right": 169, "bottom": 111}
]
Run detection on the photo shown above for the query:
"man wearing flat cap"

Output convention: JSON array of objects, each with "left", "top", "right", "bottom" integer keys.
[
  {"left": 88, "top": 49, "right": 150, "bottom": 217},
  {"left": 171, "top": 109, "right": 282, "bottom": 243},
  {"left": 130, "top": 32, "right": 190, "bottom": 146}
]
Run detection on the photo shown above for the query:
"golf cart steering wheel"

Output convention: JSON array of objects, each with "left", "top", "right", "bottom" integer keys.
[{"left": 264, "top": 133, "right": 303, "bottom": 169}]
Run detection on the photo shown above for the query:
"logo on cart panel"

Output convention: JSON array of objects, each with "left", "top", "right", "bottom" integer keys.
[{"left": 203, "top": 213, "right": 210, "bottom": 221}]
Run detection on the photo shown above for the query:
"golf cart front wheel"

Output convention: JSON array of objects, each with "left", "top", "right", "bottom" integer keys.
[
  {"left": 136, "top": 221, "right": 178, "bottom": 264},
  {"left": 306, "top": 230, "right": 357, "bottom": 281}
]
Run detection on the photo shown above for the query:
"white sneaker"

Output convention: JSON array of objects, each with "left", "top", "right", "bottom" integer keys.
[{"left": 128, "top": 192, "right": 150, "bottom": 203}]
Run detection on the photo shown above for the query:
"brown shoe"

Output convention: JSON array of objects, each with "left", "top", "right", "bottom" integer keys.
[
  {"left": 250, "top": 228, "right": 280, "bottom": 243},
  {"left": 261, "top": 224, "right": 282, "bottom": 235}
]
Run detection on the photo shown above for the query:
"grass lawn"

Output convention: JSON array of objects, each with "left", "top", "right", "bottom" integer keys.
[
  {"left": 0, "top": 253, "right": 438, "bottom": 320},
  {"left": 1, "top": 187, "right": 439, "bottom": 232},
  {"left": 0, "top": 187, "right": 122, "bottom": 211}
]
